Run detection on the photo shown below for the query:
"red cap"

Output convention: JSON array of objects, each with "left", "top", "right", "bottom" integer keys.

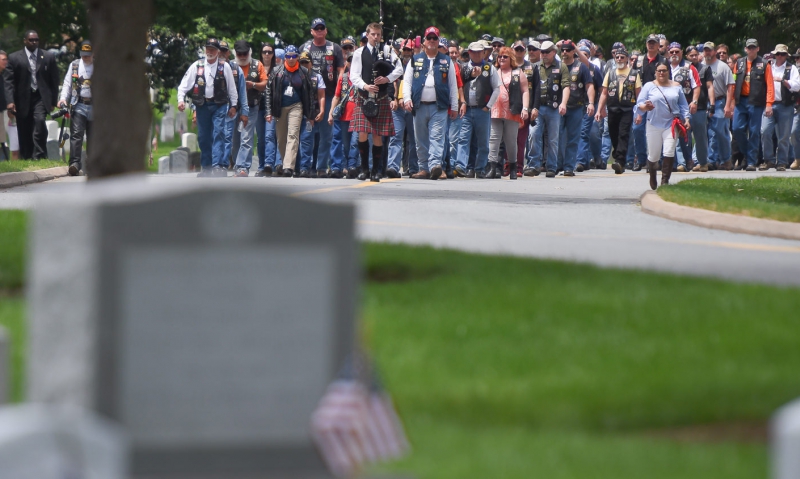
[
  {"left": 424, "top": 26, "right": 440, "bottom": 38},
  {"left": 402, "top": 39, "right": 414, "bottom": 50}
]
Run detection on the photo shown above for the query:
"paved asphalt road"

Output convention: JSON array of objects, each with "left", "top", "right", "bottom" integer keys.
[{"left": 2, "top": 168, "right": 799, "bottom": 286}]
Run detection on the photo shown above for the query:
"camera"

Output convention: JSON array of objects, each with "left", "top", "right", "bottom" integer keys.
[{"left": 50, "top": 108, "right": 69, "bottom": 119}]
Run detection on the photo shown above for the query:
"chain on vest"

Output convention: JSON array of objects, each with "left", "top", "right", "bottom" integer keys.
[
  {"left": 190, "top": 60, "right": 229, "bottom": 107},
  {"left": 606, "top": 68, "right": 638, "bottom": 111},
  {"left": 673, "top": 66, "right": 692, "bottom": 100},
  {"left": 69, "top": 60, "right": 90, "bottom": 106},
  {"left": 463, "top": 63, "right": 493, "bottom": 108},
  {"left": 566, "top": 62, "right": 587, "bottom": 108},
  {"left": 539, "top": 60, "right": 564, "bottom": 109},
  {"left": 245, "top": 59, "right": 262, "bottom": 107}
]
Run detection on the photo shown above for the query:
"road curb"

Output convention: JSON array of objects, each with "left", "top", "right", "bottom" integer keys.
[
  {"left": 0, "top": 166, "right": 69, "bottom": 189},
  {"left": 640, "top": 190, "right": 800, "bottom": 241}
]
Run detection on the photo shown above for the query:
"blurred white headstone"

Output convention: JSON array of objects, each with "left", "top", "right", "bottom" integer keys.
[
  {"left": 27, "top": 178, "right": 356, "bottom": 478},
  {"left": 0, "top": 404, "right": 128, "bottom": 479},
  {"left": 0, "top": 326, "right": 7, "bottom": 404},
  {"left": 157, "top": 156, "right": 169, "bottom": 174},
  {"left": 772, "top": 398, "right": 800, "bottom": 479},
  {"left": 180, "top": 132, "right": 198, "bottom": 153},
  {"left": 45, "top": 121, "right": 59, "bottom": 142}
]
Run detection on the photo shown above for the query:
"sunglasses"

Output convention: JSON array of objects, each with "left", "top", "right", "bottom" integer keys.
[
  {"left": 426, "top": 36, "right": 439, "bottom": 41},
  {"left": 746, "top": 46, "right": 758, "bottom": 49},
  {"left": 656, "top": 69, "right": 669, "bottom": 73},
  {"left": 669, "top": 50, "right": 680, "bottom": 55},
  {"left": 313, "top": 26, "right": 326, "bottom": 31},
  {"left": 285, "top": 54, "right": 298, "bottom": 59},
  {"left": 527, "top": 48, "right": 538, "bottom": 52},
  {"left": 497, "top": 55, "right": 510, "bottom": 59},
  {"left": 776, "top": 52, "right": 789, "bottom": 56},
  {"left": 514, "top": 47, "right": 525, "bottom": 51},
  {"left": 542, "top": 50, "right": 555, "bottom": 54},
  {"left": 262, "top": 50, "right": 274, "bottom": 54},
  {"left": 615, "top": 55, "right": 627, "bottom": 60}
]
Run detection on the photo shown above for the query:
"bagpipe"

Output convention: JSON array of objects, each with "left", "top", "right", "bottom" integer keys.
[{"left": 362, "top": 0, "right": 398, "bottom": 118}]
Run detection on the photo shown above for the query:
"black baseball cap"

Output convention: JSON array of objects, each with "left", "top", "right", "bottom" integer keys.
[
  {"left": 205, "top": 38, "right": 221, "bottom": 50},
  {"left": 234, "top": 40, "right": 250, "bottom": 54}
]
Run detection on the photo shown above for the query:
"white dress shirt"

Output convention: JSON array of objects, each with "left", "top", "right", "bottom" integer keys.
[
  {"left": 770, "top": 62, "right": 800, "bottom": 102},
  {"left": 60, "top": 60, "right": 93, "bottom": 103},
  {"left": 401, "top": 53, "right": 459, "bottom": 111},
  {"left": 349, "top": 43, "right": 405, "bottom": 91},
  {"left": 177, "top": 58, "right": 238, "bottom": 107}
]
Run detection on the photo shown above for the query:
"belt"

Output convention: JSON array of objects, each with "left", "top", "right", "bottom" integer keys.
[
  {"left": 78, "top": 97, "right": 92, "bottom": 105},
  {"left": 715, "top": 96, "right": 726, "bottom": 101},
  {"left": 420, "top": 101, "right": 437, "bottom": 105},
  {"left": 467, "top": 105, "right": 481, "bottom": 108}
]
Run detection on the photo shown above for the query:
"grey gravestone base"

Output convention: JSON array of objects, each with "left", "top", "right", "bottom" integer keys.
[
  {"left": 28, "top": 178, "right": 356, "bottom": 478},
  {"left": 169, "top": 149, "right": 189, "bottom": 173},
  {"left": 46, "top": 140, "right": 60, "bottom": 161}
]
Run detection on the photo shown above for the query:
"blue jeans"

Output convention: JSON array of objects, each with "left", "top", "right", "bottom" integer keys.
[
  {"left": 632, "top": 110, "right": 648, "bottom": 167},
  {"left": 234, "top": 106, "right": 259, "bottom": 171},
  {"left": 388, "top": 109, "right": 418, "bottom": 173},
  {"left": 413, "top": 104, "right": 448, "bottom": 171},
  {"left": 528, "top": 105, "right": 561, "bottom": 171},
  {"left": 558, "top": 106, "right": 584, "bottom": 172},
  {"left": 460, "top": 107, "right": 491, "bottom": 173},
  {"left": 256, "top": 109, "right": 281, "bottom": 171},
  {"left": 707, "top": 99, "right": 730, "bottom": 165},
  {"left": 577, "top": 105, "right": 601, "bottom": 167},
  {"left": 791, "top": 110, "right": 800, "bottom": 161},
  {"left": 332, "top": 119, "right": 356, "bottom": 172},
  {"left": 601, "top": 116, "right": 612, "bottom": 164},
  {"left": 314, "top": 98, "right": 336, "bottom": 172},
  {"left": 298, "top": 118, "right": 314, "bottom": 172},
  {"left": 223, "top": 116, "right": 235, "bottom": 167},
  {"left": 732, "top": 96, "right": 765, "bottom": 167},
  {"left": 677, "top": 109, "right": 709, "bottom": 167},
  {"left": 448, "top": 114, "right": 465, "bottom": 172},
  {"left": 761, "top": 103, "right": 794, "bottom": 167},
  {"left": 195, "top": 103, "right": 228, "bottom": 169}
]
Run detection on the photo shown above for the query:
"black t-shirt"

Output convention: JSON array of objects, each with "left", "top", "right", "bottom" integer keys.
[
  {"left": 696, "top": 62, "right": 713, "bottom": 110},
  {"left": 302, "top": 40, "right": 344, "bottom": 96},
  {"left": 638, "top": 53, "right": 669, "bottom": 84}
]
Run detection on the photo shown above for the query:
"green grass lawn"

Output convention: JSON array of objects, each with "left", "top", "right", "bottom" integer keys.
[
  {"left": 0, "top": 159, "right": 66, "bottom": 174},
  {"left": 659, "top": 177, "right": 800, "bottom": 223},
  {"left": 362, "top": 243, "right": 800, "bottom": 478},
  {"left": 1, "top": 211, "right": 798, "bottom": 477}
]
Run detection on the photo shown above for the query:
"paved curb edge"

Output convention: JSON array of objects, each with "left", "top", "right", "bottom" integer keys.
[
  {"left": 640, "top": 190, "right": 800, "bottom": 241},
  {"left": 0, "top": 166, "right": 69, "bottom": 189}
]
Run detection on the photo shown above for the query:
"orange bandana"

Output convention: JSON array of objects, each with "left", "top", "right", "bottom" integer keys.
[{"left": 284, "top": 60, "right": 300, "bottom": 73}]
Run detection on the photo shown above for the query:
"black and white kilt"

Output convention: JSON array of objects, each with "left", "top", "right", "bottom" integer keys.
[{"left": 349, "top": 95, "right": 395, "bottom": 137}]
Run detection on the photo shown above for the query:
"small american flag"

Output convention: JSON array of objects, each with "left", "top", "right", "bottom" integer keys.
[{"left": 311, "top": 353, "right": 410, "bottom": 478}]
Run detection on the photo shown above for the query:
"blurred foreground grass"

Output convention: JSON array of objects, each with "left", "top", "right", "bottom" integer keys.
[
  {"left": 1, "top": 212, "right": 798, "bottom": 477},
  {"left": 362, "top": 242, "right": 800, "bottom": 478}
]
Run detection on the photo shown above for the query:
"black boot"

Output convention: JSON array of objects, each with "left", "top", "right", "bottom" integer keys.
[
  {"left": 509, "top": 162, "right": 518, "bottom": 180},
  {"left": 661, "top": 157, "right": 674, "bottom": 186},
  {"left": 357, "top": 141, "right": 370, "bottom": 181},
  {"left": 371, "top": 144, "right": 383, "bottom": 182},
  {"left": 648, "top": 162, "right": 658, "bottom": 190},
  {"left": 486, "top": 162, "right": 497, "bottom": 179}
]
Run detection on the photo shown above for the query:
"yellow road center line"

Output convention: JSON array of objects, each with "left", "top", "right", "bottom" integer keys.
[{"left": 290, "top": 178, "right": 403, "bottom": 197}]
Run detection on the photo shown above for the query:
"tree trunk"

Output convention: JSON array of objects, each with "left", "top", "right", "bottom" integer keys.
[{"left": 86, "top": 0, "right": 154, "bottom": 179}]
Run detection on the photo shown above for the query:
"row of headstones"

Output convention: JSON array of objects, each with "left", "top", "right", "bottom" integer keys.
[
  {"left": 157, "top": 133, "right": 200, "bottom": 174},
  {"left": 159, "top": 104, "right": 189, "bottom": 143}
]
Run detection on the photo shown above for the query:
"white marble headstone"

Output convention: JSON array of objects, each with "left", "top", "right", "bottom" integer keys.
[
  {"left": 772, "top": 397, "right": 800, "bottom": 479},
  {"left": 169, "top": 149, "right": 189, "bottom": 173},
  {"left": 157, "top": 156, "right": 170, "bottom": 174},
  {"left": 45, "top": 121, "right": 59, "bottom": 142},
  {"left": 181, "top": 132, "right": 198, "bottom": 152},
  {"left": 27, "top": 179, "right": 356, "bottom": 478},
  {"left": 0, "top": 404, "right": 128, "bottom": 479}
]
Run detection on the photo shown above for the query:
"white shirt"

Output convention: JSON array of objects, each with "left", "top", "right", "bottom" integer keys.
[
  {"left": 465, "top": 61, "right": 501, "bottom": 108},
  {"left": 401, "top": 53, "right": 459, "bottom": 110},
  {"left": 770, "top": 62, "right": 800, "bottom": 102},
  {"left": 60, "top": 59, "right": 93, "bottom": 102},
  {"left": 177, "top": 58, "right": 238, "bottom": 106},
  {"left": 349, "top": 44, "right": 404, "bottom": 91}
]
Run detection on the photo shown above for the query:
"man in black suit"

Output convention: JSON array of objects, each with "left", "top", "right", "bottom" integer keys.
[{"left": 4, "top": 30, "right": 60, "bottom": 159}]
